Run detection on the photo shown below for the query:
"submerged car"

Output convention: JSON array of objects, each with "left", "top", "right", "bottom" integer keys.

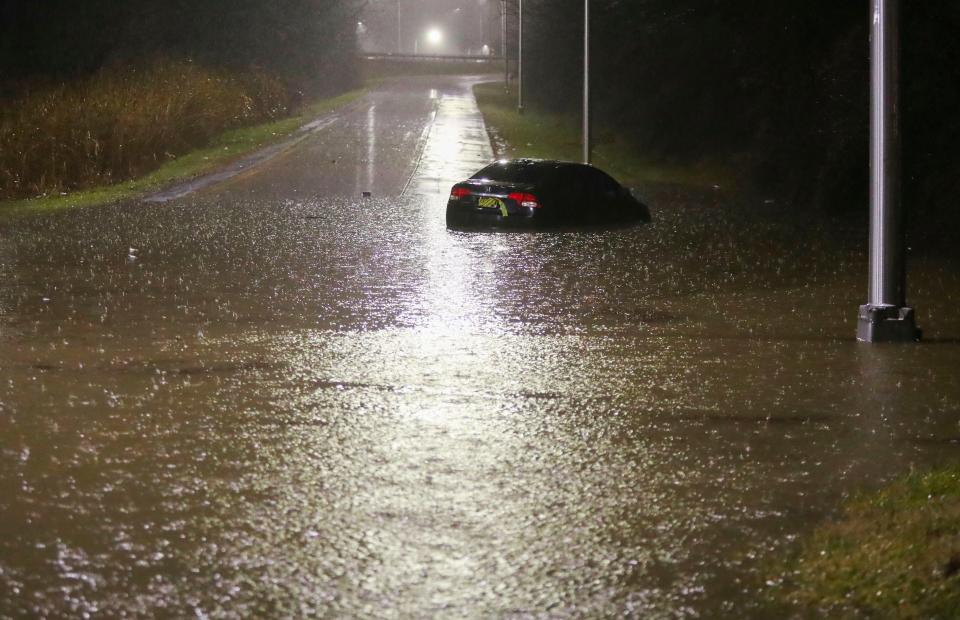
[{"left": 446, "top": 159, "right": 651, "bottom": 229}]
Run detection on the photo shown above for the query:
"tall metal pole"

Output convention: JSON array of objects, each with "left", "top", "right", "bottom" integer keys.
[
  {"left": 396, "top": 0, "right": 402, "bottom": 53},
  {"left": 480, "top": 7, "right": 485, "bottom": 55},
  {"left": 857, "top": 0, "right": 920, "bottom": 342},
  {"left": 518, "top": 0, "right": 524, "bottom": 113},
  {"left": 501, "top": 0, "right": 508, "bottom": 89},
  {"left": 582, "top": 0, "right": 591, "bottom": 164}
]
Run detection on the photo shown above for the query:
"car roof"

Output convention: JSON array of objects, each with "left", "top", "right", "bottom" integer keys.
[{"left": 470, "top": 159, "right": 596, "bottom": 182}]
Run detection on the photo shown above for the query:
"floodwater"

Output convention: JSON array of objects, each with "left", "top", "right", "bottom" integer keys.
[{"left": 1, "top": 76, "right": 958, "bottom": 618}]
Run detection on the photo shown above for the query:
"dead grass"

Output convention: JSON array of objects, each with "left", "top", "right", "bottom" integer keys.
[
  {"left": 0, "top": 87, "right": 366, "bottom": 220},
  {"left": 0, "top": 60, "right": 290, "bottom": 201}
]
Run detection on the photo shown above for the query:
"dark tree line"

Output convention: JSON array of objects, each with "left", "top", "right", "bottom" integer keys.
[
  {"left": 0, "top": 0, "right": 362, "bottom": 95},
  {"left": 520, "top": 0, "right": 960, "bottom": 218}
]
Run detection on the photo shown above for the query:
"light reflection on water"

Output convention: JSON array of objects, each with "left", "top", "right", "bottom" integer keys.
[
  {"left": 1, "top": 191, "right": 959, "bottom": 617},
  {"left": 0, "top": 77, "right": 959, "bottom": 617}
]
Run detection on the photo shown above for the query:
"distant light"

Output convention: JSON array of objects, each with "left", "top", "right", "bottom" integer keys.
[{"left": 426, "top": 27, "right": 444, "bottom": 46}]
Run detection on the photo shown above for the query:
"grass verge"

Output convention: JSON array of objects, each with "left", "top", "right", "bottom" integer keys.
[
  {"left": 771, "top": 466, "right": 960, "bottom": 618},
  {"left": 0, "top": 87, "right": 366, "bottom": 220},
  {"left": 473, "top": 81, "right": 731, "bottom": 190}
]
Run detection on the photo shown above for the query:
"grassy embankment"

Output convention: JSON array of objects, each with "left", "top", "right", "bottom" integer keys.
[
  {"left": 0, "top": 61, "right": 365, "bottom": 219},
  {"left": 769, "top": 467, "right": 960, "bottom": 617},
  {"left": 473, "top": 81, "right": 730, "bottom": 190}
]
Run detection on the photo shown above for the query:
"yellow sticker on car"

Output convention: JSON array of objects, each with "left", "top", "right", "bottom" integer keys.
[{"left": 478, "top": 196, "right": 509, "bottom": 217}]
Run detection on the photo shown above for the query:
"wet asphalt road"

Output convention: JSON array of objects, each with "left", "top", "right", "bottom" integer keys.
[{"left": 1, "top": 76, "right": 959, "bottom": 618}]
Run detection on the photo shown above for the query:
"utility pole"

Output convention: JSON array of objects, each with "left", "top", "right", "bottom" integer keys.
[
  {"left": 582, "top": 0, "right": 591, "bottom": 164},
  {"left": 518, "top": 0, "right": 524, "bottom": 113},
  {"left": 857, "top": 0, "right": 920, "bottom": 342},
  {"left": 480, "top": 7, "right": 486, "bottom": 55},
  {"left": 501, "top": 0, "right": 508, "bottom": 89}
]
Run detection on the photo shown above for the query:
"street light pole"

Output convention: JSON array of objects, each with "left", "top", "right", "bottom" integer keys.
[
  {"left": 397, "top": 0, "right": 402, "bottom": 53},
  {"left": 517, "top": 0, "right": 524, "bottom": 113},
  {"left": 501, "top": 0, "right": 508, "bottom": 89},
  {"left": 480, "top": 5, "right": 486, "bottom": 55},
  {"left": 582, "top": 0, "right": 591, "bottom": 164},
  {"left": 857, "top": 0, "right": 920, "bottom": 342}
]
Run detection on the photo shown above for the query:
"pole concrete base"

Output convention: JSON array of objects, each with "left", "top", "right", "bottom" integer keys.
[{"left": 857, "top": 304, "right": 921, "bottom": 342}]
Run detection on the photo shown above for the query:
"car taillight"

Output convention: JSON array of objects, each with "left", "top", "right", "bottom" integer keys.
[
  {"left": 450, "top": 186, "right": 472, "bottom": 200},
  {"left": 508, "top": 192, "right": 540, "bottom": 209}
]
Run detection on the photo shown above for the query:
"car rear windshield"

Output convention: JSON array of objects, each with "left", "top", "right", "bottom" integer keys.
[{"left": 470, "top": 161, "right": 555, "bottom": 184}]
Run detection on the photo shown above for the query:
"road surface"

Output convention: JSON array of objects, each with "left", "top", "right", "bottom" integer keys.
[{"left": 1, "top": 75, "right": 959, "bottom": 618}]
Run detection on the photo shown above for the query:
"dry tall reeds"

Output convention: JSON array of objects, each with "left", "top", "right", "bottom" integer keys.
[{"left": 0, "top": 60, "right": 289, "bottom": 200}]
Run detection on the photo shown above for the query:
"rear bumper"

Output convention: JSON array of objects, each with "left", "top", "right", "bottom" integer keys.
[
  {"left": 445, "top": 203, "right": 541, "bottom": 230},
  {"left": 444, "top": 201, "right": 652, "bottom": 230}
]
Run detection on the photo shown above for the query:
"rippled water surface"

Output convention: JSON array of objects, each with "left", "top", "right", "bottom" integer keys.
[{"left": 1, "top": 77, "right": 958, "bottom": 618}]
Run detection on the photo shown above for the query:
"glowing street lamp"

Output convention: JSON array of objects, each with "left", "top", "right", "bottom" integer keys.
[{"left": 426, "top": 27, "right": 444, "bottom": 47}]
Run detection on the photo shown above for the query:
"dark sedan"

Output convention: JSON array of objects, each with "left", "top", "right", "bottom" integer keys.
[{"left": 446, "top": 159, "right": 651, "bottom": 230}]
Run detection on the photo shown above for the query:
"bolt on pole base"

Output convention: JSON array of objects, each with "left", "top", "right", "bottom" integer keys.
[{"left": 857, "top": 304, "right": 921, "bottom": 343}]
